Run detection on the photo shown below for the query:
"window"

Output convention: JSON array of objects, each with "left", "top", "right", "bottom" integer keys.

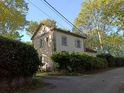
[
  {"left": 40, "top": 39, "right": 44, "bottom": 47},
  {"left": 75, "top": 40, "right": 81, "bottom": 48},
  {"left": 62, "top": 36, "right": 67, "bottom": 46},
  {"left": 40, "top": 56, "right": 45, "bottom": 63},
  {"left": 62, "top": 51, "right": 66, "bottom": 52},
  {"left": 40, "top": 56, "right": 42, "bottom": 61},
  {"left": 46, "top": 37, "right": 49, "bottom": 42}
]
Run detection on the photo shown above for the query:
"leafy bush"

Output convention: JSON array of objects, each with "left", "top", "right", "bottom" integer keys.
[
  {"left": 51, "top": 52, "right": 70, "bottom": 70},
  {"left": 69, "top": 53, "right": 85, "bottom": 72},
  {"left": 96, "top": 53, "right": 115, "bottom": 67},
  {"left": 51, "top": 52, "right": 107, "bottom": 72},
  {"left": 0, "top": 36, "right": 41, "bottom": 79},
  {"left": 70, "top": 53, "right": 94, "bottom": 72},
  {"left": 114, "top": 57, "right": 124, "bottom": 67},
  {"left": 92, "top": 57, "right": 107, "bottom": 69}
]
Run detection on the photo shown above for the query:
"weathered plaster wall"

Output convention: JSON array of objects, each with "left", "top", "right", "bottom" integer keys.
[
  {"left": 32, "top": 26, "right": 54, "bottom": 71},
  {"left": 32, "top": 25, "right": 86, "bottom": 71},
  {"left": 54, "top": 31, "right": 85, "bottom": 53}
]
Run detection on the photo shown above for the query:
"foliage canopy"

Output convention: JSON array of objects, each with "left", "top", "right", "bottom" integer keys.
[
  {"left": 73, "top": 0, "right": 124, "bottom": 56},
  {"left": 0, "top": 36, "right": 41, "bottom": 79},
  {"left": 26, "top": 18, "right": 57, "bottom": 37},
  {"left": 0, "top": 0, "right": 28, "bottom": 40}
]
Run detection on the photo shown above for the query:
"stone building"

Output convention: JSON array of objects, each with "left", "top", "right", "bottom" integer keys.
[{"left": 31, "top": 23, "right": 87, "bottom": 71}]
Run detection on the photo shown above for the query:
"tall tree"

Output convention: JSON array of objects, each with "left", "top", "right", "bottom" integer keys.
[
  {"left": 0, "top": 0, "right": 28, "bottom": 40},
  {"left": 26, "top": 18, "right": 57, "bottom": 37},
  {"left": 73, "top": 0, "right": 124, "bottom": 55},
  {"left": 40, "top": 18, "right": 56, "bottom": 27},
  {"left": 26, "top": 21, "right": 39, "bottom": 37}
]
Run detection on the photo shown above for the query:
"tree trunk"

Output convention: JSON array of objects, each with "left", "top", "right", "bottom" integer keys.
[{"left": 97, "top": 30, "right": 104, "bottom": 52}]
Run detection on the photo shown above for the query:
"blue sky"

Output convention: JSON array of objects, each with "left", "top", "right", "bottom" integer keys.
[{"left": 21, "top": 0, "right": 85, "bottom": 42}]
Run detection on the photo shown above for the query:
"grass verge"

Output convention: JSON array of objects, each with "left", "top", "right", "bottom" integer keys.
[{"left": 36, "top": 67, "right": 117, "bottom": 76}]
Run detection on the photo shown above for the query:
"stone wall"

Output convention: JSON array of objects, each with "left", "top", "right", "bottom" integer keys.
[{"left": 32, "top": 29, "right": 54, "bottom": 71}]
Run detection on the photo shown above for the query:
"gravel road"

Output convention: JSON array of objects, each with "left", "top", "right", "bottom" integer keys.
[{"left": 31, "top": 67, "right": 124, "bottom": 93}]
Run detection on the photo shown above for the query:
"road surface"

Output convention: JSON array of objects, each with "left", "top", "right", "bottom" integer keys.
[{"left": 31, "top": 67, "right": 124, "bottom": 93}]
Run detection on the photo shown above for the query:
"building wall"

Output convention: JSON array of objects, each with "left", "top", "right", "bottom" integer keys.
[
  {"left": 32, "top": 26, "right": 86, "bottom": 71},
  {"left": 32, "top": 26, "right": 54, "bottom": 71},
  {"left": 54, "top": 31, "right": 85, "bottom": 53}
]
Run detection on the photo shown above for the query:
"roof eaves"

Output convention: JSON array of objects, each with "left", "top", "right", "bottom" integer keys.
[{"left": 53, "top": 28, "right": 87, "bottom": 39}]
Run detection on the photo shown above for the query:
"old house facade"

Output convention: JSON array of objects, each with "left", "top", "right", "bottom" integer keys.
[{"left": 31, "top": 23, "right": 86, "bottom": 71}]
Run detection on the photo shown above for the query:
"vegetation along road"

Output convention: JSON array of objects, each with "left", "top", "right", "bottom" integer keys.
[{"left": 31, "top": 67, "right": 124, "bottom": 93}]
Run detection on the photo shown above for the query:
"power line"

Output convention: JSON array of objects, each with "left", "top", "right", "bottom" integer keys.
[
  {"left": 40, "top": 0, "right": 69, "bottom": 29},
  {"left": 40, "top": 0, "right": 73, "bottom": 28},
  {"left": 28, "top": 0, "right": 66, "bottom": 29},
  {"left": 42, "top": 0, "right": 82, "bottom": 32},
  {"left": 42, "top": 0, "right": 73, "bottom": 26}
]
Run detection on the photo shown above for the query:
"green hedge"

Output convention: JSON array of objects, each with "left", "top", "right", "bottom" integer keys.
[
  {"left": 97, "top": 53, "right": 124, "bottom": 67},
  {"left": 51, "top": 52, "right": 70, "bottom": 70},
  {"left": 114, "top": 57, "right": 124, "bottom": 67},
  {"left": 51, "top": 52, "right": 107, "bottom": 72},
  {"left": 0, "top": 36, "right": 41, "bottom": 79},
  {"left": 96, "top": 53, "right": 124, "bottom": 67},
  {"left": 96, "top": 53, "right": 115, "bottom": 67}
]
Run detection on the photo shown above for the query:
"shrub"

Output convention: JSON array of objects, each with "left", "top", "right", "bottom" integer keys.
[
  {"left": 92, "top": 57, "right": 107, "bottom": 69},
  {"left": 51, "top": 52, "right": 107, "bottom": 72},
  {"left": 96, "top": 53, "right": 115, "bottom": 67},
  {"left": 0, "top": 36, "right": 41, "bottom": 79},
  {"left": 70, "top": 52, "right": 86, "bottom": 72},
  {"left": 114, "top": 57, "right": 124, "bottom": 67},
  {"left": 70, "top": 52, "right": 96, "bottom": 72},
  {"left": 51, "top": 52, "right": 70, "bottom": 70}
]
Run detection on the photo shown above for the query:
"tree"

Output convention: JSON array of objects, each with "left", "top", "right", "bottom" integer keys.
[
  {"left": 40, "top": 18, "right": 56, "bottom": 27},
  {"left": 26, "top": 21, "right": 39, "bottom": 37},
  {"left": 73, "top": 0, "right": 124, "bottom": 55},
  {"left": 0, "top": 31, "right": 23, "bottom": 40},
  {"left": 103, "top": 34, "right": 124, "bottom": 55},
  {"left": 0, "top": 0, "right": 28, "bottom": 40},
  {"left": 26, "top": 18, "right": 57, "bottom": 37}
]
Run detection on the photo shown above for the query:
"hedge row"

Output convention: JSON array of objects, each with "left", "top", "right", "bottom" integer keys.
[
  {"left": 51, "top": 52, "right": 107, "bottom": 72},
  {"left": 0, "top": 36, "right": 41, "bottom": 79},
  {"left": 96, "top": 53, "right": 124, "bottom": 67}
]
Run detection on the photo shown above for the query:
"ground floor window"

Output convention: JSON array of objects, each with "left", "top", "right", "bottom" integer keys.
[{"left": 40, "top": 56, "right": 45, "bottom": 63}]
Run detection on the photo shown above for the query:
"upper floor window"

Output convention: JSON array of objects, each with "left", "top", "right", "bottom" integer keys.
[
  {"left": 75, "top": 40, "right": 81, "bottom": 48},
  {"left": 40, "top": 39, "right": 44, "bottom": 48},
  {"left": 62, "top": 36, "right": 67, "bottom": 46}
]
